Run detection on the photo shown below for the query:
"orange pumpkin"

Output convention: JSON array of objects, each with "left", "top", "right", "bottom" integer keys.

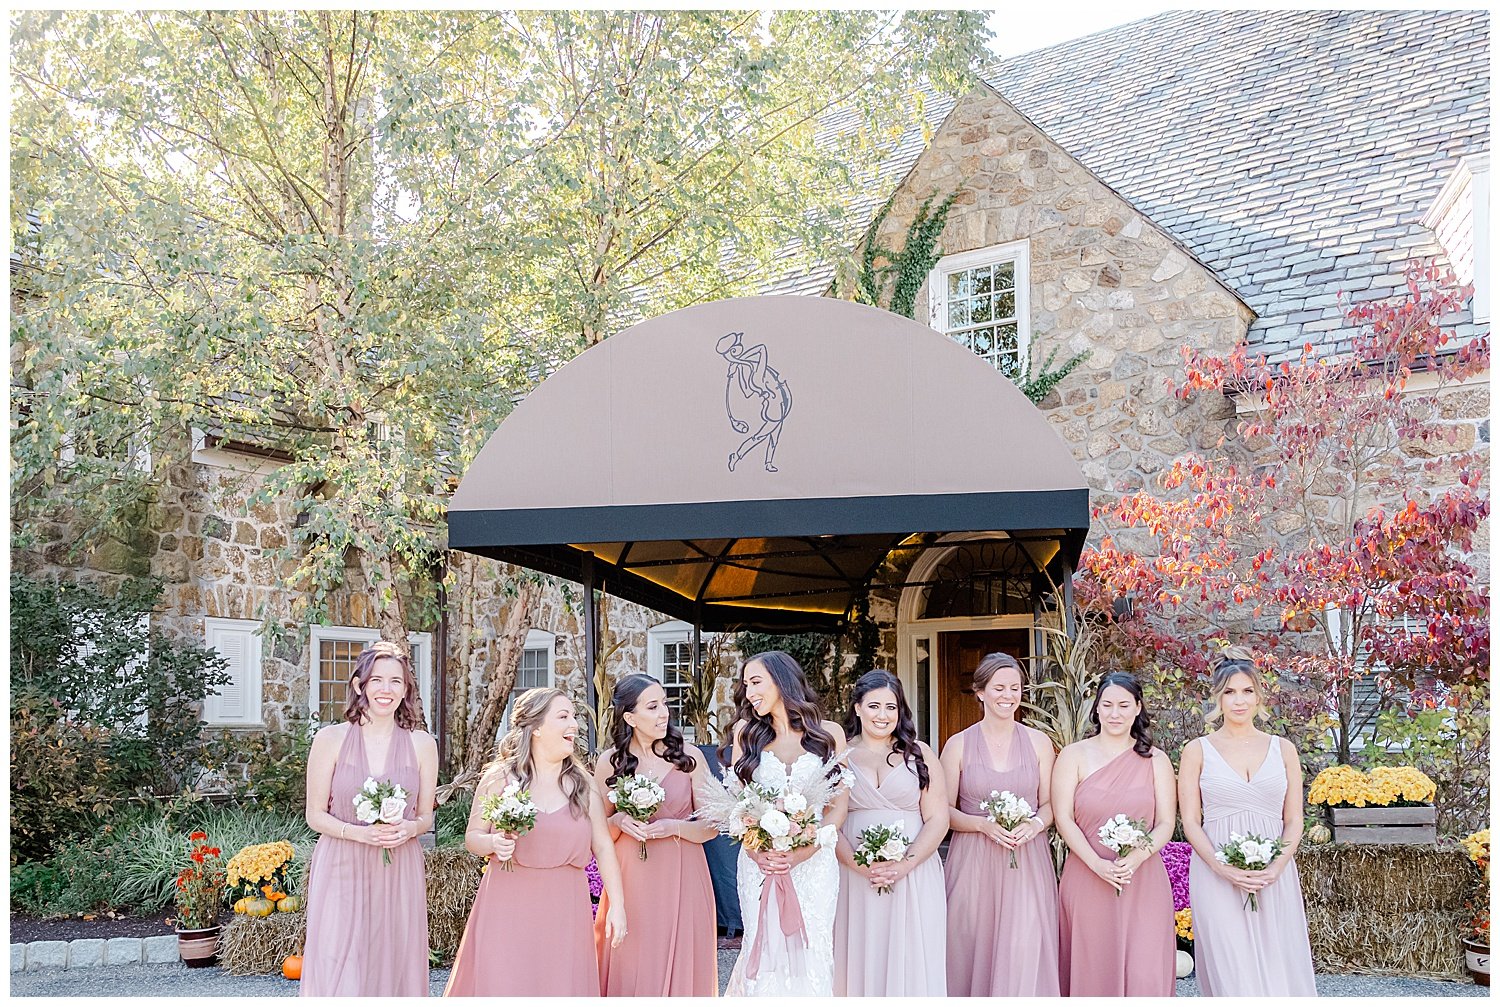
[{"left": 282, "top": 955, "right": 302, "bottom": 981}]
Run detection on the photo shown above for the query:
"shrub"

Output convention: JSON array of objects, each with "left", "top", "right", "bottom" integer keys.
[
  {"left": 435, "top": 791, "right": 473, "bottom": 848},
  {"left": 10, "top": 805, "right": 160, "bottom": 917},
  {"left": 1364, "top": 683, "right": 1490, "bottom": 836},
  {"left": 9, "top": 693, "right": 116, "bottom": 862},
  {"left": 201, "top": 713, "right": 317, "bottom": 814}
]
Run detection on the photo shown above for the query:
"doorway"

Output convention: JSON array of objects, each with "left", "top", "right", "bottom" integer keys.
[{"left": 936, "top": 627, "right": 1029, "bottom": 749}]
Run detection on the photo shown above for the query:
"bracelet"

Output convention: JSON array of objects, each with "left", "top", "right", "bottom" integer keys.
[{"left": 340, "top": 823, "right": 347, "bottom": 840}]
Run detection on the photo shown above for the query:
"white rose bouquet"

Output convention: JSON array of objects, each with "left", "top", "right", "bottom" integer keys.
[
  {"left": 607, "top": 773, "right": 669, "bottom": 861},
  {"left": 979, "top": 789, "right": 1035, "bottom": 868},
  {"left": 353, "top": 777, "right": 409, "bottom": 866},
  {"left": 1213, "top": 831, "right": 1285, "bottom": 911},
  {"left": 852, "top": 822, "right": 912, "bottom": 894},
  {"left": 1097, "top": 813, "right": 1153, "bottom": 897},
  {"left": 480, "top": 781, "right": 540, "bottom": 872}
]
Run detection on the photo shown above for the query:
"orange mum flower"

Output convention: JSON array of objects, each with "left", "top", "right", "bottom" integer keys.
[{"left": 189, "top": 831, "right": 207, "bottom": 841}]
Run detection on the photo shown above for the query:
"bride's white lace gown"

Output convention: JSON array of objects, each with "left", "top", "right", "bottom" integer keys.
[{"left": 724, "top": 751, "right": 840, "bottom": 997}]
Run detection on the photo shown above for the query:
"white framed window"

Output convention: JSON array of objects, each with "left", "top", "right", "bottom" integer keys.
[
  {"left": 646, "top": 621, "right": 710, "bottom": 729},
  {"left": 308, "top": 625, "right": 433, "bottom": 726},
  {"left": 503, "top": 630, "right": 557, "bottom": 729},
  {"left": 203, "top": 617, "right": 265, "bottom": 726},
  {"left": 72, "top": 611, "right": 151, "bottom": 728},
  {"left": 928, "top": 240, "right": 1032, "bottom": 380}
]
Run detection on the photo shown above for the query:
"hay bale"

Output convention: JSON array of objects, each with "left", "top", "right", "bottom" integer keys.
[
  {"left": 220, "top": 848, "right": 485, "bottom": 973},
  {"left": 1297, "top": 843, "right": 1477, "bottom": 913},
  {"left": 221, "top": 912, "right": 306, "bottom": 977},
  {"left": 1296, "top": 842, "right": 1480, "bottom": 979}
]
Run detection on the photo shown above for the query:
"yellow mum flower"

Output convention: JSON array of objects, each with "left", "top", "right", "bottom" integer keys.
[
  {"left": 1463, "top": 829, "right": 1489, "bottom": 871},
  {"left": 1367, "top": 766, "right": 1436, "bottom": 806},
  {"left": 1308, "top": 765, "right": 1371, "bottom": 808},
  {"left": 1174, "top": 908, "right": 1194, "bottom": 941}
]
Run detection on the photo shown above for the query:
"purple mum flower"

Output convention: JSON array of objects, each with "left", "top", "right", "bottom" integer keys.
[
  {"left": 1161, "top": 841, "right": 1192, "bottom": 911},
  {"left": 586, "top": 855, "right": 604, "bottom": 917}
]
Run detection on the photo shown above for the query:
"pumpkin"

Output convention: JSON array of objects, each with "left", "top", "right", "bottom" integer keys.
[
  {"left": 244, "top": 898, "right": 275, "bottom": 918},
  {"left": 1305, "top": 823, "right": 1332, "bottom": 845},
  {"left": 232, "top": 897, "right": 249, "bottom": 914},
  {"left": 277, "top": 896, "right": 302, "bottom": 913},
  {"left": 282, "top": 955, "right": 302, "bottom": 981}
]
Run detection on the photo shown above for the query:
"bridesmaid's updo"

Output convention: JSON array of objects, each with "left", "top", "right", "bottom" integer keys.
[
  {"left": 1205, "top": 647, "right": 1269, "bottom": 726},
  {"left": 1087, "top": 671, "right": 1155, "bottom": 758}
]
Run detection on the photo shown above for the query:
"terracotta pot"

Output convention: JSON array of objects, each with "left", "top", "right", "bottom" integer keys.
[
  {"left": 1463, "top": 937, "right": 1489, "bottom": 987},
  {"left": 177, "top": 925, "right": 221, "bottom": 968}
]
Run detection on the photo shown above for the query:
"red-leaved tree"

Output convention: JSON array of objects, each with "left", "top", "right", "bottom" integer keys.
[{"left": 1079, "top": 263, "right": 1489, "bottom": 765}]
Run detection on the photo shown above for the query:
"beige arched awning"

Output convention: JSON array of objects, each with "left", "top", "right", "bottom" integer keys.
[{"left": 449, "top": 296, "right": 1088, "bottom": 631}]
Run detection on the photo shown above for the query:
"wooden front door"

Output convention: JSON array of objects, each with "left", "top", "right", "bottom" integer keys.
[{"left": 937, "top": 628, "right": 1029, "bottom": 750}]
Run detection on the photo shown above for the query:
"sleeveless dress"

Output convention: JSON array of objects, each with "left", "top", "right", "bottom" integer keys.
[
  {"left": 945, "top": 723, "right": 1060, "bottom": 996},
  {"left": 301, "top": 724, "right": 428, "bottom": 997},
  {"left": 723, "top": 751, "right": 840, "bottom": 997},
  {"left": 1058, "top": 747, "right": 1176, "bottom": 996},
  {"left": 1190, "top": 738, "right": 1317, "bottom": 996},
  {"left": 594, "top": 768, "right": 718, "bottom": 996},
  {"left": 444, "top": 806, "right": 597, "bottom": 997},
  {"left": 833, "top": 752, "right": 947, "bottom": 996}
]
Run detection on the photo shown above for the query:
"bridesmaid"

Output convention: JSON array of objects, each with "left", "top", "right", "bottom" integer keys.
[
  {"left": 1178, "top": 651, "right": 1316, "bottom": 995},
  {"left": 1053, "top": 671, "right": 1177, "bottom": 996},
  {"left": 445, "top": 688, "right": 626, "bottom": 996},
  {"left": 302, "top": 641, "right": 437, "bottom": 996},
  {"left": 833, "top": 670, "right": 948, "bottom": 996},
  {"left": 592, "top": 674, "right": 719, "bottom": 996},
  {"left": 940, "top": 651, "right": 1060, "bottom": 996}
]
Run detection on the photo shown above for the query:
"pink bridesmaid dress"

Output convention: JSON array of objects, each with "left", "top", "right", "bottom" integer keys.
[
  {"left": 594, "top": 768, "right": 718, "bottom": 996},
  {"left": 301, "top": 724, "right": 429, "bottom": 997},
  {"left": 944, "top": 723, "right": 1060, "bottom": 996},
  {"left": 834, "top": 754, "right": 947, "bottom": 996},
  {"left": 1058, "top": 747, "right": 1175, "bottom": 996},
  {"left": 1189, "top": 738, "right": 1316, "bottom": 995},
  {"left": 444, "top": 805, "right": 599, "bottom": 996}
]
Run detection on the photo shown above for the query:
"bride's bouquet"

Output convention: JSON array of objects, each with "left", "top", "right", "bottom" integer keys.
[
  {"left": 480, "top": 781, "right": 539, "bottom": 872},
  {"left": 607, "top": 774, "right": 668, "bottom": 860},
  {"left": 353, "top": 777, "right": 408, "bottom": 865},
  {"left": 979, "top": 789, "right": 1034, "bottom": 868},
  {"left": 1097, "top": 813, "right": 1152, "bottom": 896},
  {"left": 1213, "top": 831, "right": 1284, "bottom": 911},
  {"left": 852, "top": 822, "right": 911, "bottom": 894}
]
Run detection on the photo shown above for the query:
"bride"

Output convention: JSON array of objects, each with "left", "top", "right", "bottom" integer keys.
[{"left": 721, "top": 651, "right": 848, "bottom": 997}]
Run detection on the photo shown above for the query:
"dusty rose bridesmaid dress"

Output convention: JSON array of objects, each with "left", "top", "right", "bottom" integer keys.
[
  {"left": 834, "top": 753, "right": 947, "bottom": 996},
  {"left": 301, "top": 724, "right": 429, "bottom": 997},
  {"left": 945, "top": 723, "right": 1060, "bottom": 996},
  {"left": 1190, "top": 738, "right": 1316, "bottom": 995},
  {"left": 444, "top": 805, "right": 598, "bottom": 996},
  {"left": 594, "top": 768, "right": 717, "bottom": 996},
  {"left": 1058, "top": 747, "right": 1175, "bottom": 996}
]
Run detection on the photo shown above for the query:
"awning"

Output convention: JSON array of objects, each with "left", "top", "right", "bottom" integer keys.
[{"left": 448, "top": 296, "right": 1089, "bottom": 631}]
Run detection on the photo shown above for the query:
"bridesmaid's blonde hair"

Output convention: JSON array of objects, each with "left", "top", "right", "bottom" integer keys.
[
  {"left": 482, "top": 687, "right": 592, "bottom": 818},
  {"left": 1204, "top": 647, "right": 1269, "bottom": 727}
]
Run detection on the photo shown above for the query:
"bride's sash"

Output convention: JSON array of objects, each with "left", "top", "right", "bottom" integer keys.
[{"left": 744, "top": 869, "right": 808, "bottom": 981}]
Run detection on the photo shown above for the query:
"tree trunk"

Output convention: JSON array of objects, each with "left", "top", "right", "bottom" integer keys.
[{"left": 460, "top": 579, "right": 540, "bottom": 781}]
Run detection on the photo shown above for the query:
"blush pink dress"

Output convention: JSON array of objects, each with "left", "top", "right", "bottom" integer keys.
[
  {"left": 1058, "top": 747, "right": 1175, "bottom": 996},
  {"left": 594, "top": 768, "right": 717, "bottom": 996},
  {"left": 301, "top": 724, "right": 429, "bottom": 997},
  {"left": 944, "top": 723, "right": 1060, "bottom": 996},
  {"left": 444, "top": 805, "right": 598, "bottom": 997},
  {"left": 1189, "top": 738, "right": 1316, "bottom": 996}
]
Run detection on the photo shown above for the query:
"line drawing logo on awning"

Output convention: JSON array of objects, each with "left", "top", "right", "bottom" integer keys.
[{"left": 717, "top": 330, "right": 792, "bottom": 473}]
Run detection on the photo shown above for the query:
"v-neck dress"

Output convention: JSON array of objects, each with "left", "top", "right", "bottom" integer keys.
[
  {"left": 444, "top": 801, "right": 598, "bottom": 996},
  {"left": 302, "top": 723, "right": 428, "bottom": 997},
  {"left": 1189, "top": 737, "right": 1316, "bottom": 996},
  {"left": 833, "top": 749, "right": 947, "bottom": 995},
  {"left": 944, "top": 722, "right": 1060, "bottom": 996},
  {"left": 1058, "top": 746, "right": 1175, "bottom": 996}
]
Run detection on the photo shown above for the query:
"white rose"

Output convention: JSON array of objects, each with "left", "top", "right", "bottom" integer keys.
[
  {"left": 782, "top": 792, "right": 808, "bottom": 814},
  {"left": 362, "top": 777, "right": 379, "bottom": 794},
  {"left": 354, "top": 798, "right": 379, "bottom": 824},
  {"left": 1214, "top": 849, "right": 1229, "bottom": 864},
  {"left": 771, "top": 834, "right": 793, "bottom": 852},
  {"left": 759, "top": 809, "right": 791, "bottom": 838},
  {"left": 877, "top": 838, "right": 908, "bottom": 861},
  {"left": 628, "top": 786, "right": 657, "bottom": 807},
  {"left": 607, "top": 791, "right": 619, "bottom": 804},
  {"left": 379, "top": 795, "right": 406, "bottom": 823}
]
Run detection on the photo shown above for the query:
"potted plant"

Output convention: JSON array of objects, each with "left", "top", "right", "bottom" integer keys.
[
  {"left": 1462, "top": 829, "right": 1489, "bottom": 986},
  {"left": 175, "top": 830, "right": 226, "bottom": 967},
  {"left": 1307, "top": 765, "right": 1437, "bottom": 844}
]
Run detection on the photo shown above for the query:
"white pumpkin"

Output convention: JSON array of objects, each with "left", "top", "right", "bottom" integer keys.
[{"left": 1175, "top": 950, "right": 1195, "bottom": 979}]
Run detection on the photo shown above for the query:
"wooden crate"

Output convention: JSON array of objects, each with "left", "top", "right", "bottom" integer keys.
[{"left": 1330, "top": 804, "right": 1437, "bottom": 845}]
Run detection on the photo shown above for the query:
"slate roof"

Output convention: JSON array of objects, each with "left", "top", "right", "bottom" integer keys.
[{"left": 768, "top": 9, "right": 1490, "bottom": 359}]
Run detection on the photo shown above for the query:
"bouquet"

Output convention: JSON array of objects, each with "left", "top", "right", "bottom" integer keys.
[
  {"left": 608, "top": 774, "right": 668, "bottom": 861},
  {"left": 354, "top": 777, "right": 410, "bottom": 865},
  {"left": 480, "top": 781, "right": 540, "bottom": 872},
  {"left": 1213, "top": 831, "right": 1284, "bottom": 911},
  {"left": 852, "top": 822, "right": 911, "bottom": 894},
  {"left": 979, "top": 789, "right": 1034, "bottom": 868},
  {"left": 1097, "top": 814, "right": 1153, "bottom": 897},
  {"left": 175, "top": 831, "right": 225, "bottom": 931}
]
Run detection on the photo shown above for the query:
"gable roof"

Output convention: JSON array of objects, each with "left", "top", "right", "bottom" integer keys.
[{"left": 770, "top": 10, "right": 1490, "bottom": 360}]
